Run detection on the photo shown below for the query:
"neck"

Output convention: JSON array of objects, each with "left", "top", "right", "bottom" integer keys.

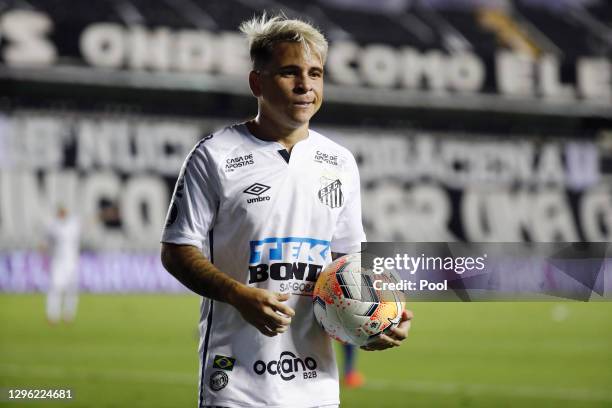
[{"left": 246, "top": 115, "right": 309, "bottom": 152}]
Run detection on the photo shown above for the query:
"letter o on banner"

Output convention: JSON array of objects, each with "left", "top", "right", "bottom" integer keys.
[
  {"left": 447, "top": 52, "right": 484, "bottom": 93},
  {"left": 81, "top": 23, "right": 125, "bottom": 68},
  {"left": 360, "top": 44, "right": 398, "bottom": 88}
]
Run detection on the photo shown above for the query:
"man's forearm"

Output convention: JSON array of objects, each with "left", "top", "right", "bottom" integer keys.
[{"left": 160, "top": 243, "right": 243, "bottom": 304}]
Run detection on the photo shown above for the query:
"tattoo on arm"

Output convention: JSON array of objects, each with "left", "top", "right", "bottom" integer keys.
[{"left": 160, "top": 243, "right": 241, "bottom": 304}]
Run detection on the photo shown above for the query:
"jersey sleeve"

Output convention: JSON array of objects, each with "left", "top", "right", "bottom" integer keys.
[
  {"left": 331, "top": 155, "right": 366, "bottom": 254},
  {"left": 161, "top": 145, "right": 219, "bottom": 249}
]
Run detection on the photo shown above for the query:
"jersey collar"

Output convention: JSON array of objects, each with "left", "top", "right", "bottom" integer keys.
[{"left": 240, "top": 123, "right": 312, "bottom": 151}]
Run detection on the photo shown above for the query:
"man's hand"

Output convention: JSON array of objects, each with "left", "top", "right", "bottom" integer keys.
[
  {"left": 229, "top": 286, "right": 295, "bottom": 337},
  {"left": 160, "top": 243, "right": 296, "bottom": 337},
  {"left": 360, "top": 309, "right": 413, "bottom": 351}
]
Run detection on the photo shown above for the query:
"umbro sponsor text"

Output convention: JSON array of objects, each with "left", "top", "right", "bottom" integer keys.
[{"left": 244, "top": 183, "right": 271, "bottom": 204}]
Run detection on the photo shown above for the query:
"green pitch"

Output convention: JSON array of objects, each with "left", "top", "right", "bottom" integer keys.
[{"left": 1, "top": 295, "right": 611, "bottom": 407}]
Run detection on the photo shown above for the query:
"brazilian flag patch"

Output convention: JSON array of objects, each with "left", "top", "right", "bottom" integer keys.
[{"left": 213, "top": 355, "right": 236, "bottom": 371}]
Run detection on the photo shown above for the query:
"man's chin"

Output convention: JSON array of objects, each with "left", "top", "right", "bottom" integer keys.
[{"left": 288, "top": 111, "right": 316, "bottom": 127}]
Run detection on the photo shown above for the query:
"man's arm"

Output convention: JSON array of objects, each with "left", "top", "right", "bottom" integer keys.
[{"left": 161, "top": 243, "right": 295, "bottom": 337}]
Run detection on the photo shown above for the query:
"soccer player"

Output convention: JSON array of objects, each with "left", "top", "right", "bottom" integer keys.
[
  {"left": 342, "top": 344, "right": 365, "bottom": 388},
  {"left": 161, "top": 14, "right": 413, "bottom": 408},
  {"left": 44, "top": 205, "right": 81, "bottom": 324}
]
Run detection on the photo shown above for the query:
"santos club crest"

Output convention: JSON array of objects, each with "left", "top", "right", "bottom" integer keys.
[{"left": 318, "top": 178, "right": 344, "bottom": 208}]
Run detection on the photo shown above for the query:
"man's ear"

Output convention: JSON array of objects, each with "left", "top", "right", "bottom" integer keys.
[{"left": 249, "top": 70, "right": 261, "bottom": 97}]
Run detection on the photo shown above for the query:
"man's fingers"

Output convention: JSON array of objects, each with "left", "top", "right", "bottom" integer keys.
[
  {"left": 360, "top": 310, "right": 414, "bottom": 350},
  {"left": 379, "top": 334, "right": 402, "bottom": 347},
  {"left": 275, "top": 325, "right": 289, "bottom": 334},
  {"left": 388, "top": 325, "right": 408, "bottom": 340},
  {"left": 271, "top": 295, "right": 295, "bottom": 318},
  {"left": 363, "top": 334, "right": 401, "bottom": 350},
  {"left": 264, "top": 307, "right": 292, "bottom": 328},
  {"left": 258, "top": 325, "right": 277, "bottom": 337},
  {"left": 361, "top": 343, "right": 391, "bottom": 351}
]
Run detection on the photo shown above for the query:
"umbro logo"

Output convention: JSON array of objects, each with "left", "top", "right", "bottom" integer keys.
[
  {"left": 244, "top": 183, "right": 270, "bottom": 196},
  {"left": 244, "top": 183, "right": 271, "bottom": 203}
]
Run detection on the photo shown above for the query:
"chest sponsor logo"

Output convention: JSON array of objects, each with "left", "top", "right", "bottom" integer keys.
[
  {"left": 209, "top": 371, "right": 229, "bottom": 391},
  {"left": 248, "top": 237, "right": 331, "bottom": 294},
  {"left": 318, "top": 178, "right": 344, "bottom": 208},
  {"left": 314, "top": 150, "right": 338, "bottom": 166},
  {"left": 225, "top": 153, "right": 254, "bottom": 172},
  {"left": 244, "top": 183, "right": 271, "bottom": 204},
  {"left": 253, "top": 351, "right": 318, "bottom": 381}
]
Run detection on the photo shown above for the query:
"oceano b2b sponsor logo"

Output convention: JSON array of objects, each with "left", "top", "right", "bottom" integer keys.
[
  {"left": 253, "top": 351, "right": 318, "bottom": 381},
  {"left": 248, "top": 237, "right": 331, "bottom": 292}
]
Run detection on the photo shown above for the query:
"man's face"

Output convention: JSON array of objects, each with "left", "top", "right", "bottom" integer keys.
[{"left": 252, "top": 42, "right": 324, "bottom": 129}]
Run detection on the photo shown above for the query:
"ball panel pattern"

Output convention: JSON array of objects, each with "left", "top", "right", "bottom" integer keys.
[{"left": 313, "top": 253, "right": 404, "bottom": 346}]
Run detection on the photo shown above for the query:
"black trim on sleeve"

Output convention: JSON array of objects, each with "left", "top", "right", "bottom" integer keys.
[
  {"left": 199, "top": 229, "right": 215, "bottom": 408},
  {"left": 199, "top": 300, "right": 214, "bottom": 408}
]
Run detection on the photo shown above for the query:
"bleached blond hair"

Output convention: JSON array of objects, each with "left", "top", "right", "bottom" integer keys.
[{"left": 239, "top": 13, "right": 328, "bottom": 70}]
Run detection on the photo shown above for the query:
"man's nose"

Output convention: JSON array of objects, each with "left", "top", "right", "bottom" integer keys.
[{"left": 294, "top": 73, "right": 312, "bottom": 93}]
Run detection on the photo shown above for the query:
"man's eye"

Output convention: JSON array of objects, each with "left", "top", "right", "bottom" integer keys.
[{"left": 310, "top": 71, "right": 323, "bottom": 78}]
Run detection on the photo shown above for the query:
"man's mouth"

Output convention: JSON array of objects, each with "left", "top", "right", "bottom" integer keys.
[{"left": 293, "top": 101, "right": 313, "bottom": 108}]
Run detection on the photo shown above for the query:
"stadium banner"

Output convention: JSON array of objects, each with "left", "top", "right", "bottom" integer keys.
[
  {"left": 361, "top": 242, "right": 612, "bottom": 301},
  {"left": 0, "top": 7, "right": 610, "bottom": 113},
  {"left": 0, "top": 110, "right": 611, "bottom": 291},
  {"left": 0, "top": 251, "right": 186, "bottom": 293}
]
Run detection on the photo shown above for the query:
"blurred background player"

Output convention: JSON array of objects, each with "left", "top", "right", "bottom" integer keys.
[
  {"left": 43, "top": 205, "right": 81, "bottom": 324},
  {"left": 342, "top": 344, "right": 365, "bottom": 388}
]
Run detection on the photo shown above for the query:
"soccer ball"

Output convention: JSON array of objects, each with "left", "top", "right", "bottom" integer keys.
[{"left": 312, "top": 253, "right": 404, "bottom": 346}]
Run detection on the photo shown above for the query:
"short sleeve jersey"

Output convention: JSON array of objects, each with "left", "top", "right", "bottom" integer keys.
[
  {"left": 161, "top": 123, "right": 366, "bottom": 408},
  {"left": 47, "top": 216, "right": 80, "bottom": 266}
]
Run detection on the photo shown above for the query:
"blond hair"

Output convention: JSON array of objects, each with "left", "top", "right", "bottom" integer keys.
[{"left": 239, "top": 13, "right": 328, "bottom": 70}]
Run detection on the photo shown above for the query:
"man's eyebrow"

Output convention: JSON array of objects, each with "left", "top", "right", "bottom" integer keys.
[
  {"left": 277, "top": 65, "right": 301, "bottom": 71},
  {"left": 276, "top": 65, "right": 324, "bottom": 72}
]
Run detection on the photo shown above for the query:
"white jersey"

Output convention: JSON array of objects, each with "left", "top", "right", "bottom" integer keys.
[
  {"left": 162, "top": 123, "right": 365, "bottom": 408},
  {"left": 47, "top": 216, "right": 80, "bottom": 287}
]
